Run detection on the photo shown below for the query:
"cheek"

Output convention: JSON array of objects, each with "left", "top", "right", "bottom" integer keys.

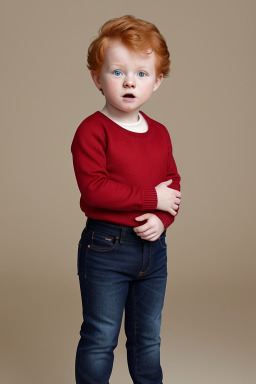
[
  {"left": 141, "top": 83, "right": 155, "bottom": 98},
  {"left": 104, "top": 79, "right": 119, "bottom": 96}
]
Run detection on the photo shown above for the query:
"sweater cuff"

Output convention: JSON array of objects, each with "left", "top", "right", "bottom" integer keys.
[
  {"left": 143, "top": 188, "right": 158, "bottom": 210},
  {"left": 154, "top": 211, "right": 175, "bottom": 230}
]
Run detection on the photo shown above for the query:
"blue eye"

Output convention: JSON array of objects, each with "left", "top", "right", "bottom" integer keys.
[
  {"left": 113, "top": 70, "right": 122, "bottom": 76},
  {"left": 138, "top": 72, "right": 147, "bottom": 77}
]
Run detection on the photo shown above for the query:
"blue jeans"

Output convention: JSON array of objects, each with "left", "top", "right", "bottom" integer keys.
[{"left": 75, "top": 217, "right": 168, "bottom": 384}]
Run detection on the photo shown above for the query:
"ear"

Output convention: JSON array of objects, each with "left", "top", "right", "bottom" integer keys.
[
  {"left": 153, "top": 73, "right": 163, "bottom": 92},
  {"left": 90, "top": 71, "right": 102, "bottom": 90}
]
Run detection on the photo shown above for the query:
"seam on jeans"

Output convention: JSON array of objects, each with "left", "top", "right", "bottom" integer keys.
[
  {"left": 138, "top": 243, "right": 152, "bottom": 277},
  {"left": 85, "top": 241, "right": 88, "bottom": 315},
  {"left": 158, "top": 235, "right": 167, "bottom": 249},
  {"left": 77, "top": 350, "right": 82, "bottom": 384},
  {"left": 132, "top": 285, "right": 140, "bottom": 382},
  {"left": 77, "top": 242, "right": 81, "bottom": 275}
]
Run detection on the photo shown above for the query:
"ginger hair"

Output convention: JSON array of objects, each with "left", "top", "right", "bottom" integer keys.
[{"left": 87, "top": 15, "right": 171, "bottom": 77}]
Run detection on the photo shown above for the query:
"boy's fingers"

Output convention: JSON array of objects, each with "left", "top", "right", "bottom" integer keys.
[
  {"left": 134, "top": 221, "right": 152, "bottom": 234},
  {"left": 168, "top": 209, "right": 177, "bottom": 216}
]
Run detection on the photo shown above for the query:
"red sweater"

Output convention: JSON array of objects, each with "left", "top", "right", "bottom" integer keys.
[{"left": 71, "top": 111, "right": 181, "bottom": 230}]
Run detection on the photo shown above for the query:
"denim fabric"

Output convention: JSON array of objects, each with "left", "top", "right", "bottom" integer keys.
[{"left": 75, "top": 217, "right": 168, "bottom": 384}]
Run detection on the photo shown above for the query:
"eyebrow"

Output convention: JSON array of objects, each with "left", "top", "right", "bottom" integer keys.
[
  {"left": 108, "top": 64, "right": 125, "bottom": 68},
  {"left": 109, "top": 64, "right": 151, "bottom": 70}
]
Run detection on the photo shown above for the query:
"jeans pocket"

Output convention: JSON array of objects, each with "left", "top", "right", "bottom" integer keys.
[
  {"left": 158, "top": 233, "right": 167, "bottom": 249},
  {"left": 89, "top": 230, "right": 117, "bottom": 252}
]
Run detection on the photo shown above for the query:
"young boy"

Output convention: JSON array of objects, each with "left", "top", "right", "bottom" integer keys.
[{"left": 71, "top": 15, "right": 181, "bottom": 384}]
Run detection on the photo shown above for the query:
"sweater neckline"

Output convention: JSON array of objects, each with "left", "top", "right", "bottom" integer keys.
[{"left": 95, "top": 110, "right": 152, "bottom": 138}]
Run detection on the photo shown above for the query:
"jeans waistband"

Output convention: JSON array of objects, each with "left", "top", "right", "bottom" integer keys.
[
  {"left": 86, "top": 217, "right": 139, "bottom": 243},
  {"left": 85, "top": 217, "right": 166, "bottom": 244}
]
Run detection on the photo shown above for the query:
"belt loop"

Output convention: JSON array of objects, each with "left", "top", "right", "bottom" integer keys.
[{"left": 119, "top": 227, "right": 126, "bottom": 244}]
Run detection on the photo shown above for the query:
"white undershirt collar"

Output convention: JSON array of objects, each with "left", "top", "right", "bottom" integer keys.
[{"left": 100, "top": 109, "right": 148, "bottom": 133}]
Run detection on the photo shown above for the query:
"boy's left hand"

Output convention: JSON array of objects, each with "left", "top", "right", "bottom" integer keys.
[{"left": 133, "top": 213, "right": 165, "bottom": 241}]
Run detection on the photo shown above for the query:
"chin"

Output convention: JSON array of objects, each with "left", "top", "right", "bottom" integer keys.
[{"left": 117, "top": 106, "right": 138, "bottom": 112}]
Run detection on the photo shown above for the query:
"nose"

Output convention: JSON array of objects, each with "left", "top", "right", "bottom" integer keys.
[{"left": 123, "top": 75, "right": 136, "bottom": 89}]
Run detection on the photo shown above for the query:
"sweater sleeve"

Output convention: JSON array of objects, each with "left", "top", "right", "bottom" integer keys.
[
  {"left": 154, "top": 128, "right": 181, "bottom": 230},
  {"left": 71, "top": 121, "right": 158, "bottom": 212}
]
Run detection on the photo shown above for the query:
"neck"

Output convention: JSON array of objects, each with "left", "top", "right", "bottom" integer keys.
[{"left": 102, "top": 104, "right": 140, "bottom": 124}]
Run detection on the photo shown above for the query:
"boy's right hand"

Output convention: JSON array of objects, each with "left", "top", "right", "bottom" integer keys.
[{"left": 155, "top": 179, "right": 181, "bottom": 216}]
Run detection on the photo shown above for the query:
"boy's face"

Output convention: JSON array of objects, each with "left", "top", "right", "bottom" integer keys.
[{"left": 91, "top": 40, "right": 163, "bottom": 119}]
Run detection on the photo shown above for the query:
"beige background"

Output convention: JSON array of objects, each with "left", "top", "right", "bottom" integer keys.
[{"left": 1, "top": 0, "right": 255, "bottom": 383}]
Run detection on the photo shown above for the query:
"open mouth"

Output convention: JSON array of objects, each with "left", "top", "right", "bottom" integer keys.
[{"left": 123, "top": 94, "right": 135, "bottom": 98}]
